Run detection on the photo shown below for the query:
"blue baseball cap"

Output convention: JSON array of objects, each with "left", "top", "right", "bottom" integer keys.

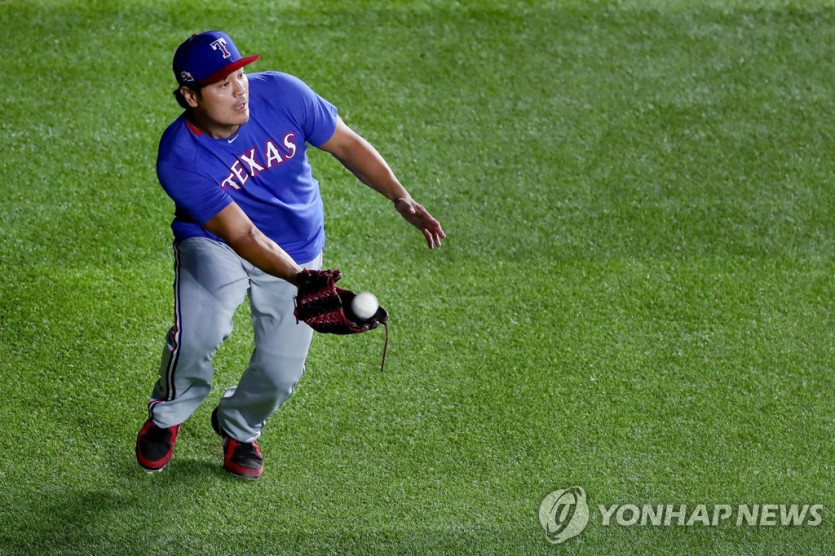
[{"left": 173, "top": 30, "right": 260, "bottom": 86}]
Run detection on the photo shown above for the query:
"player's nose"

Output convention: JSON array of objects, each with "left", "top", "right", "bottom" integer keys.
[{"left": 233, "top": 78, "right": 246, "bottom": 96}]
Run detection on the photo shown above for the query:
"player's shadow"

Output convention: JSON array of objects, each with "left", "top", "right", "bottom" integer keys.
[
  {"left": 0, "top": 458, "right": 228, "bottom": 553},
  {"left": 2, "top": 490, "right": 134, "bottom": 553}
]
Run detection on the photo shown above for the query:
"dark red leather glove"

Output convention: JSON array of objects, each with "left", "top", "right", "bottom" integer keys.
[{"left": 294, "top": 269, "right": 388, "bottom": 334}]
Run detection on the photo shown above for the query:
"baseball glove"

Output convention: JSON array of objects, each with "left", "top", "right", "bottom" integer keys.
[{"left": 294, "top": 269, "right": 390, "bottom": 370}]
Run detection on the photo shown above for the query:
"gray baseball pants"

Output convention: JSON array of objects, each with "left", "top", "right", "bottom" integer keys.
[{"left": 147, "top": 237, "right": 322, "bottom": 443}]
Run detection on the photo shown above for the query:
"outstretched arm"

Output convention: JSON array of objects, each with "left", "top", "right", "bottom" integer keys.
[
  {"left": 319, "top": 117, "right": 446, "bottom": 249},
  {"left": 203, "top": 202, "right": 303, "bottom": 285}
]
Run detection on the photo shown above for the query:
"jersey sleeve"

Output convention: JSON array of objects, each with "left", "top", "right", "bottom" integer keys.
[
  {"left": 157, "top": 158, "right": 233, "bottom": 226},
  {"left": 258, "top": 72, "right": 339, "bottom": 147},
  {"left": 299, "top": 85, "right": 339, "bottom": 147}
]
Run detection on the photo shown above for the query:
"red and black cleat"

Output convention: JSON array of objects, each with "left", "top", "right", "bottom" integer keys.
[
  {"left": 136, "top": 419, "right": 180, "bottom": 472},
  {"left": 211, "top": 408, "right": 263, "bottom": 480}
]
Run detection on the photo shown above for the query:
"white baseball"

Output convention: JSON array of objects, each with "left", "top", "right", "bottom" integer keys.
[{"left": 351, "top": 292, "right": 379, "bottom": 320}]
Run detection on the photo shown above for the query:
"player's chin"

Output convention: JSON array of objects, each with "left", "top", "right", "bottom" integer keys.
[
  {"left": 231, "top": 104, "right": 250, "bottom": 121},
  {"left": 229, "top": 110, "right": 250, "bottom": 125}
]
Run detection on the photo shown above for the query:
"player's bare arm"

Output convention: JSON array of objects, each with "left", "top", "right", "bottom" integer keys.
[
  {"left": 320, "top": 118, "right": 446, "bottom": 249},
  {"left": 203, "top": 202, "right": 303, "bottom": 284}
]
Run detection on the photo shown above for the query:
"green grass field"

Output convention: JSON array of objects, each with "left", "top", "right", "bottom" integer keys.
[{"left": 1, "top": 0, "right": 833, "bottom": 553}]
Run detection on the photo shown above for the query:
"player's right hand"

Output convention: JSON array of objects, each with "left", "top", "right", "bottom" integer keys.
[{"left": 394, "top": 196, "right": 446, "bottom": 249}]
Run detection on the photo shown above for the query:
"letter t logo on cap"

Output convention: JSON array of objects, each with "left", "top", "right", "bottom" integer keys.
[{"left": 210, "top": 38, "right": 232, "bottom": 59}]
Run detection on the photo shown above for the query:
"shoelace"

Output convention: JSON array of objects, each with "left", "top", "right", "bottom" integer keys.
[
  {"left": 379, "top": 322, "right": 389, "bottom": 373},
  {"left": 232, "top": 441, "right": 262, "bottom": 462}
]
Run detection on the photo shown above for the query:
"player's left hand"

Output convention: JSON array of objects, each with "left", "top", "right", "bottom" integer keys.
[
  {"left": 394, "top": 196, "right": 446, "bottom": 249},
  {"left": 294, "top": 269, "right": 391, "bottom": 372},
  {"left": 294, "top": 269, "right": 388, "bottom": 334}
]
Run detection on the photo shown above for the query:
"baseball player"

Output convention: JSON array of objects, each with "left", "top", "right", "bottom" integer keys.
[{"left": 135, "top": 31, "right": 445, "bottom": 479}]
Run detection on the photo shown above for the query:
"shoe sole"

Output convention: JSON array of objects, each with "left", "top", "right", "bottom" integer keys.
[{"left": 224, "top": 468, "right": 262, "bottom": 480}]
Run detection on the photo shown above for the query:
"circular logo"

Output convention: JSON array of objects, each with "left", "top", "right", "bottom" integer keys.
[{"left": 539, "top": 487, "right": 590, "bottom": 544}]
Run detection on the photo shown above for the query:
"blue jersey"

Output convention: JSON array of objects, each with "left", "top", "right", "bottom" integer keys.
[{"left": 156, "top": 71, "right": 339, "bottom": 263}]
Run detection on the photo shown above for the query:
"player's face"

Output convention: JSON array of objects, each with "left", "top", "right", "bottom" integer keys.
[{"left": 188, "top": 69, "right": 250, "bottom": 138}]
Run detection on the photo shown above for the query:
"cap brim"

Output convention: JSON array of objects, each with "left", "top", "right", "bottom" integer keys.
[{"left": 198, "top": 55, "right": 261, "bottom": 85}]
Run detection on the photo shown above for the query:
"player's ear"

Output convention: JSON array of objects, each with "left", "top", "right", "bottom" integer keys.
[{"left": 180, "top": 86, "right": 200, "bottom": 108}]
